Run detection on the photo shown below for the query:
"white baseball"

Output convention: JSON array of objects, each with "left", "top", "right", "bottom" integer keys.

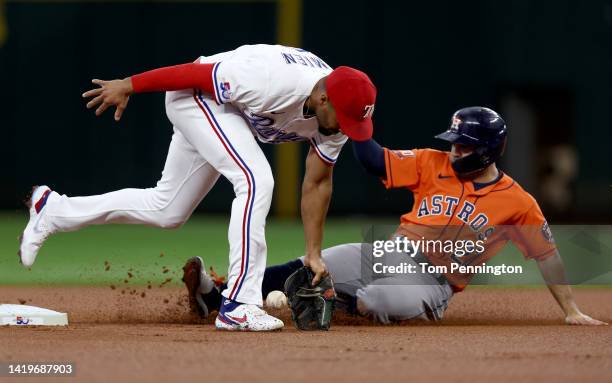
[{"left": 265, "top": 290, "right": 288, "bottom": 309}]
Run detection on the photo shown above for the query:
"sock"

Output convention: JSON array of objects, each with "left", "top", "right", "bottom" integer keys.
[
  {"left": 201, "top": 285, "right": 224, "bottom": 312},
  {"left": 261, "top": 258, "right": 304, "bottom": 297},
  {"left": 219, "top": 296, "right": 242, "bottom": 313}
]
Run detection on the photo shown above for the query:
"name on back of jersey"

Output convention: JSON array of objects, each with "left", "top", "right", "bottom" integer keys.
[{"left": 281, "top": 49, "right": 331, "bottom": 69}]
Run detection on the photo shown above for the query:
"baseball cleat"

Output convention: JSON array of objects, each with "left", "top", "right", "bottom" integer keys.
[
  {"left": 18, "top": 185, "right": 56, "bottom": 268},
  {"left": 181, "top": 256, "right": 216, "bottom": 318},
  {"left": 215, "top": 297, "right": 284, "bottom": 332}
]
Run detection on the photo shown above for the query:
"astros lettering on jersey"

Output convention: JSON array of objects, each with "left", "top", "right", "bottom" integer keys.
[{"left": 382, "top": 148, "right": 557, "bottom": 289}]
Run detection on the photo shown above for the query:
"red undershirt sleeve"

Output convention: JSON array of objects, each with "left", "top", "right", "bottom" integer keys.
[{"left": 130, "top": 63, "right": 215, "bottom": 94}]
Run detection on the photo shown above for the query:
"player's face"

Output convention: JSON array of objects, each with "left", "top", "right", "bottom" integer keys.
[
  {"left": 316, "top": 101, "right": 340, "bottom": 133},
  {"left": 450, "top": 144, "right": 475, "bottom": 163}
]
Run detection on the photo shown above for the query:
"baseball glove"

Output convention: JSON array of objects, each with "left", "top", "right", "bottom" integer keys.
[{"left": 284, "top": 266, "right": 336, "bottom": 331}]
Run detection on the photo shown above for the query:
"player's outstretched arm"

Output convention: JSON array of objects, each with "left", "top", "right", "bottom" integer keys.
[
  {"left": 82, "top": 63, "right": 216, "bottom": 121},
  {"left": 83, "top": 78, "right": 133, "bottom": 121},
  {"left": 300, "top": 148, "right": 333, "bottom": 285},
  {"left": 537, "top": 252, "right": 608, "bottom": 326}
]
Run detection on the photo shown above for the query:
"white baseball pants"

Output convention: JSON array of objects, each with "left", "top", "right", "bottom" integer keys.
[{"left": 44, "top": 89, "right": 273, "bottom": 305}]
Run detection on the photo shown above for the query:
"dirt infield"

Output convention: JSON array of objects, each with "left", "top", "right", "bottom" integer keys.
[{"left": 1, "top": 286, "right": 611, "bottom": 383}]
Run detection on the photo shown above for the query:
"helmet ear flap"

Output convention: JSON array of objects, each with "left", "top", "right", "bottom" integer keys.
[
  {"left": 499, "top": 137, "right": 508, "bottom": 157},
  {"left": 484, "top": 136, "right": 507, "bottom": 165}
]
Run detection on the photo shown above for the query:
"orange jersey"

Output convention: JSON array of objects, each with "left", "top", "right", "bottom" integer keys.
[{"left": 382, "top": 148, "right": 556, "bottom": 289}]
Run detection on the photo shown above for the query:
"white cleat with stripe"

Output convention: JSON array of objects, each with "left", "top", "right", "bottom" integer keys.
[
  {"left": 215, "top": 297, "right": 284, "bottom": 332},
  {"left": 18, "top": 185, "right": 57, "bottom": 268}
]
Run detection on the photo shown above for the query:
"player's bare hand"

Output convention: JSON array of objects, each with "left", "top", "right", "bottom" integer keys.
[
  {"left": 565, "top": 312, "right": 608, "bottom": 326},
  {"left": 303, "top": 254, "right": 328, "bottom": 286},
  {"left": 82, "top": 78, "right": 133, "bottom": 121}
]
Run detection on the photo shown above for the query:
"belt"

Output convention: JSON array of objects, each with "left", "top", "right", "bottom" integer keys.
[{"left": 411, "top": 252, "right": 450, "bottom": 287}]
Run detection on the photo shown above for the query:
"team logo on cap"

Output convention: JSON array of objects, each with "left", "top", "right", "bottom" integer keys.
[
  {"left": 363, "top": 104, "right": 375, "bottom": 119},
  {"left": 451, "top": 116, "right": 462, "bottom": 132}
]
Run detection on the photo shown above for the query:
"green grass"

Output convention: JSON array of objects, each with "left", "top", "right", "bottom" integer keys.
[
  {"left": 2, "top": 212, "right": 611, "bottom": 286},
  {"left": 0, "top": 212, "right": 376, "bottom": 286}
]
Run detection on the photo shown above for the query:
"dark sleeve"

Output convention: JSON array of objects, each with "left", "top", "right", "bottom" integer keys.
[
  {"left": 352, "top": 138, "right": 386, "bottom": 178},
  {"left": 261, "top": 259, "right": 304, "bottom": 297}
]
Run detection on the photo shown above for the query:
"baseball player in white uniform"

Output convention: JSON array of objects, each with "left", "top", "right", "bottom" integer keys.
[{"left": 18, "top": 44, "right": 378, "bottom": 331}]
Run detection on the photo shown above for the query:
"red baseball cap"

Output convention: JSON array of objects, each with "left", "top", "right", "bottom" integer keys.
[{"left": 326, "top": 66, "right": 377, "bottom": 141}]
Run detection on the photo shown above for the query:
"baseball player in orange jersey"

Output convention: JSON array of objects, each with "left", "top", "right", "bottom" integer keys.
[{"left": 184, "top": 106, "right": 607, "bottom": 326}]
